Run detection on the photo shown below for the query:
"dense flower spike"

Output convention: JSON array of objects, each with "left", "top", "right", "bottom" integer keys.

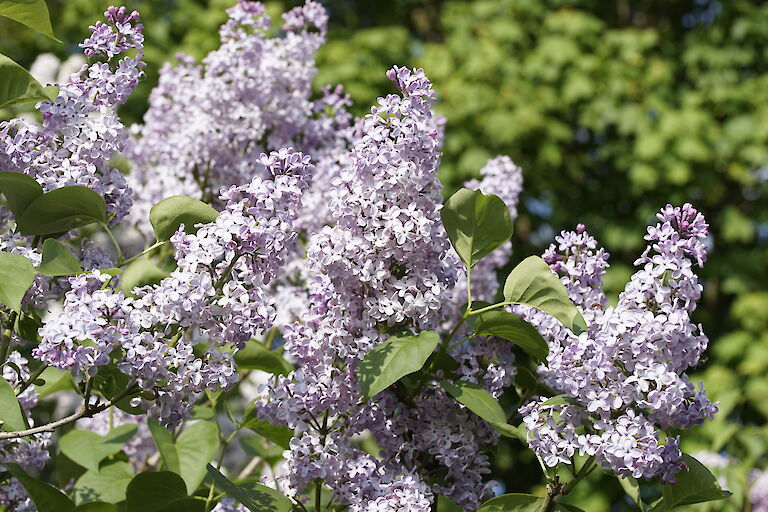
[
  {"left": 126, "top": 0, "right": 352, "bottom": 237},
  {"left": 516, "top": 205, "right": 717, "bottom": 482},
  {"left": 0, "top": 7, "right": 144, "bottom": 222},
  {"left": 36, "top": 149, "right": 311, "bottom": 426}
]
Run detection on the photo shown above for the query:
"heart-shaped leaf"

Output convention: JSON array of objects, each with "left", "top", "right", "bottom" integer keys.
[
  {"left": 148, "top": 421, "right": 219, "bottom": 493},
  {"left": 469, "top": 309, "right": 549, "bottom": 361},
  {"left": 59, "top": 424, "right": 138, "bottom": 472},
  {"left": 357, "top": 331, "right": 440, "bottom": 399},
  {"left": 440, "top": 380, "right": 506, "bottom": 425},
  {"left": 38, "top": 239, "right": 82, "bottom": 276},
  {"left": 16, "top": 186, "right": 106, "bottom": 236},
  {"left": 441, "top": 188, "right": 513, "bottom": 268},
  {"left": 0, "top": 251, "right": 36, "bottom": 312},
  {"left": 0, "top": 171, "right": 43, "bottom": 216},
  {"left": 149, "top": 196, "right": 219, "bottom": 242},
  {"left": 73, "top": 461, "right": 134, "bottom": 505},
  {"left": 503, "top": 256, "right": 587, "bottom": 334},
  {"left": 126, "top": 472, "right": 203, "bottom": 512}
]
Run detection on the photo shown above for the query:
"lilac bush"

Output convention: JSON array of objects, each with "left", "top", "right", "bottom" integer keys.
[{"left": 0, "top": 2, "right": 732, "bottom": 512}]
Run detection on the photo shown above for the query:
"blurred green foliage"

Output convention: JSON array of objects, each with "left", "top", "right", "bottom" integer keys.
[{"left": 2, "top": 0, "right": 767, "bottom": 508}]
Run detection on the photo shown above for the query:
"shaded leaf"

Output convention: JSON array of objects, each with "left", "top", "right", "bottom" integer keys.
[
  {"left": 0, "top": 0, "right": 59, "bottom": 41},
  {"left": 234, "top": 342, "right": 292, "bottom": 375},
  {"left": 206, "top": 464, "right": 292, "bottom": 512},
  {"left": 117, "top": 258, "right": 169, "bottom": 292},
  {"left": 0, "top": 171, "right": 43, "bottom": 216},
  {"left": 658, "top": 454, "right": 731, "bottom": 509},
  {"left": 0, "top": 376, "right": 26, "bottom": 431},
  {"left": 17, "top": 186, "right": 106, "bottom": 236},
  {"left": 0, "top": 53, "right": 55, "bottom": 108},
  {"left": 492, "top": 422, "right": 527, "bottom": 443},
  {"left": 469, "top": 309, "right": 549, "bottom": 361},
  {"left": 59, "top": 424, "right": 138, "bottom": 472},
  {"left": 240, "top": 407, "right": 293, "bottom": 450},
  {"left": 125, "top": 472, "right": 201, "bottom": 512},
  {"left": 38, "top": 239, "right": 82, "bottom": 276},
  {"left": 4, "top": 463, "right": 75, "bottom": 512},
  {"left": 73, "top": 461, "right": 133, "bottom": 505}
]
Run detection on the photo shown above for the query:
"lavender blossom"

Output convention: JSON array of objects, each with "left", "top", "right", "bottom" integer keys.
[{"left": 752, "top": 470, "right": 768, "bottom": 512}]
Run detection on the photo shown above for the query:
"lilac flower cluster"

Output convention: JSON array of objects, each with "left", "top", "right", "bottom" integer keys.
[
  {"left": 35, "top": 149, "right": 311, "bottom": 426},
  {"left": 516, "top": 205, "right": 717, "bottom": 482},
  {"left": 258, "top": 67, "right": 506, "bottom": 511},
  {"left": 0, "top": 7, "right": 144, "bottom": 222},
  {"left": 127, "top": 0, "right": 352, "bottom": 237},
  {"left": 0, "top": 353, "right": 51, "bottom": 511}
]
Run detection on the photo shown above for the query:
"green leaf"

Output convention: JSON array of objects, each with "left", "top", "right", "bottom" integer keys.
[
  {"left": 125, "top": 472, "right": 203, "bottom": 512},
  {"left": 148, "top": 421, "right": 219, "bottom": 493},
  {"left": 502, "top": 256, "right": 587, "bottom": 334},
  {"left": 357, "top": 331, "right": 440, "bottom": 399},
  {"left": 34, "top": 366, "right": 75, "bottom": 398},
  {"left": 235, "top": 342, "right": 293, "bottom": 375},
  {"left": 0, "top": 251, "right": 36, "bottom": 312},
  {"left": 658, "top": 454, "right": 731, "bottom": 509},
  {"left": 491, "top": 422, "right": 527, "bottom": 443},
  {"left": 541, "top": 394, "right": 582, "bottom": 407},
  {"left": 0, "top": 171, "right": 43, "bottom": 216},
  {"left": 0, "top": 376, "right": 27, "bottom": 431},
  {"left": 478, "top": 494, "right": 581, "bottom": 512},
  {"left": 0, "top": 53, "right": 55, "bottom": 108},
  {"left": 206, "top": 464, "right": 292, "bottom": 512},
  {"left": 239, "top": 436, "right": 284, "bottom": 463},
  {"left": 468, "top": 310, "right": 549, "bottom": 361},
  {"left": 149, "top": 196, "right": 219, "bottom": 242},
  {"left": 38, "top": 239, "right": 83, "bottom": 276},
  {"left": 73, "top": 461, "right": 134, "bottom": 504},
  {"left": 619, "top": 476, "right": 646, "bottom": 511},
  {"left": 440, "top": 380, "right": 506, "bottom": 424},
  {"left": 441, "top": 188, "right": 513, "bottom": 268},
  {"left": 0, "top": 0, "right": 60, "bottom": 41},
  {"left": 4, "top": 462, "right": 76, "bottom": 512},
  {"left": 59, "top": 424, "right": 138, "bottom": 472},
  {"left": 240, "top": 412, "right": 293, "bottom": 449},
  {"left": 117, "top": 258, "right": 170, "bottom": 292},
  {"left": 478, "top": 493, "right": 543, "bottom": 512},
  {"left": 75, "top": 503, "right": 118, "bottom": 512},
  {"left": 16, "top": 186, "right": 107, "bottom": 236}
]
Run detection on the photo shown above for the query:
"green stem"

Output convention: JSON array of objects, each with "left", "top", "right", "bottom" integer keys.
[
  {"left": 0, "top": 312, "right": 18, "bottom": 365},
  {"left": 314, "top": 479, "right": 323, "bottom": 512},
  {"left": 15, "top": 363, "right": 47, "bottom": 396},
  {"left": 120, "top": 241, "right": 167, "bottom": 267},
  {"left": 100, "top": 222, "right": 123, "bottom": 265}
]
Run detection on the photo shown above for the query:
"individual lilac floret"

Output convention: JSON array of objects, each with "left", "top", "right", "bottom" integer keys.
[
  {"left": 515, "top": 204, "right": 717, "bottom": 483},
  {"left": 0, "top": 6, "right": 144, "bottom": 223}
]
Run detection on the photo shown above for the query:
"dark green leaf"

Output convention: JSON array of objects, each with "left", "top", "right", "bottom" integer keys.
[
  {"left": 441, "top": 188, "right": 513, "bottom": 268},
  {"left": 0, "top": 171, "right": 43, "bottom": 216},
  {"left": 502, "top": 256, "right": 587, "bottom": 334},
  {"left": 75, "top": 503, "right": 118, "bottom": 512},
  {"left": 440, "top": 379, "right": 506, "bottom": 424},
  {"left": 117, "top": 258, "right": 170, "bottom": 292},
  {"left": 125, "top": 472, "right": 198, "bottom": 512},
  {"left": 0, "top": 376, "right": 27, "bottom": 431},
  {"left": 206, "top": 464, "right": 292, "bottom": 512},
  {"left": 541, "top": 395, "right": 582, "bottom": 407},
  {"left": 0, "top": 251, "right": 36, "bottom": 312},
  {"left": 619, "top": 476, "right": 646, "bottom": 511},
  {"left": 149, "top": 196, "right": 219, "bottom": 242},
  {"left": 4, "top": 462, "right": 76, "bottom": 512},
  {"left": 59, "top": 424, "right": 138, "bottom": 472},
  {"left": 0, "top": 0, "right": 60, "bottom": 41},
  {"left": 17, "top": 186, "right": 106, "bottom": 236},
  {"left": 38, "top": 239, "right": 82, "bottom": 276},
  {"left": 239, "top": 436, "right": 284, "bottom": 463},
  {"left": 147, "top": 420, "right": 180, "bottom": 474},
  {"left": 658, "top": 454, "right": 731, "bottom": 509},
  {"left": 478, "top": 493, "right": 543, "bottom": 512},
  {"left": 73, "top": 461, "right": 134, "bottom": 504},
  {"left": 357, "top": 330, "right": 440, "bottom": 399},
  {"left": 240, "top": 408, "right": 293, "bottom": 450},
  {"left": 234, "top": 342, "right": 293, "bottom": 375},
  {"left": 0, "top": 53, "right": 54, "bottom": 108},
  {"left": 469, "top": 309, "right": 549, "bottom": 361},
  {"left": 34, "top": 367, "right": 74, "bottom": 397}
]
